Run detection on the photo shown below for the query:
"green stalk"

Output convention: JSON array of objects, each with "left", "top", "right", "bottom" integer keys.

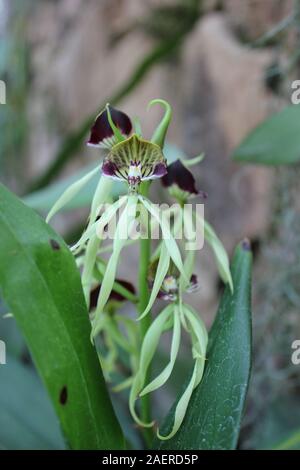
[{"left": 138, "top": 181, "right": 153, "bottom": 447}]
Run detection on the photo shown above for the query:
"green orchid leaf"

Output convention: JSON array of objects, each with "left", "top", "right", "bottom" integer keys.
[
  {"left": 155, "top": 241, "right": 252, "bottom": 449},
  {"left": 232, "top": 105, "right": 300, "bottom": 165},
  {"left": 0, "top": 355, "right": 65, "bottom": 450},
  {"left": 0, "top": 184, "right": 124, "bottom": 450}
]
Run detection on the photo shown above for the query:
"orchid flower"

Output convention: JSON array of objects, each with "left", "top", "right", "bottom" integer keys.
[{"left": 46, "top": 98, "right": 234, "bottom": 442}]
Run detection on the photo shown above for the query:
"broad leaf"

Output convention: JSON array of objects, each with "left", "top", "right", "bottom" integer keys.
[
  {"left": 0, "top": 356, "right": 65, "bottom": 450},
  {"left": 0, "top": 184, "right": 124, "bottom": 450},
  {"left": 232, "top": 106, "right": 300, "bottom": 165},
  {"left": 155, "top": 241, "right": 252, "bottom": 450}
]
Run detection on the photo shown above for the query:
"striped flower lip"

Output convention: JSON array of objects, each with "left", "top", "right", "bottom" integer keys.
[
  {"left": 162, "top": 159, "right": 207, "bottom": 201},
  {"left": 87, "top": 104, "right": 132, "bottom": 149},
  {"left": 102, "top": 134, "right": 167, "bottom": 189}
]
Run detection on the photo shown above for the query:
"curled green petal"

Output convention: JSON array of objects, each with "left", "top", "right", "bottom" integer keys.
[
  {"left": 196, "top": 212, "right": 233, "bottom": 292},
  {"left": 183, "top": 153, "right": 205, "bottom": 167},
  {"left": 46, "top": 165, "right": 101, "bottom": 223},
  {"left": 140, "top": 306, "right": 181, "bottom": 396},
  {"left": 92, "top": 195, "right": 138, "bottom": 337},
  {"left": 183, "top": 305, "right": 208, "bottom": 387},
  {"left": 148, "top": 99, "right": 172, "bottom": 149},
  {"left": 129, "top": 304, "right": 173, "bottom": 427},
  {"left": 157, "top": 360, "right": 198, "bottom": 440},
  {"left": 204, "top": 220, "right": 233, "bottom": 292},
  {"left": 155, "top": 304, "right": 208, "bottom": 440},
  {"left": 138, "top": 241, "right": 170, "bottom": 320},
  {"left": 139, "top": 196, "right": 188, "bottom": 284}
]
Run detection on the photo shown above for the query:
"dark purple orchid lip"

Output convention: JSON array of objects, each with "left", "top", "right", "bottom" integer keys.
[
  {"left": 87, "top": 105, "right": 132, "bottom": 148},
  {"left": 89, "top": 279, "right": 136, "bottom": 311},
  {"left": 162, "top": 159, "right": 202, "bottom": 196},
  {"left": 152, "top": 162, "right": 168, "bottom": 178}
]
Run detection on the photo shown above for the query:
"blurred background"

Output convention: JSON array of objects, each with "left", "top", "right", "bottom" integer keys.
[{"left": 1, "top": 0, "right": 300, "bottom": 450}]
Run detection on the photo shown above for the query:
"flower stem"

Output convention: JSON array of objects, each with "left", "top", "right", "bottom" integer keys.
[{"left": 138, "top": 181, "right": 153, "bottom": 447}]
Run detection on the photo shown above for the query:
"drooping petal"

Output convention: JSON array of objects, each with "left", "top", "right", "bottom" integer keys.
[
  {"left": 92, "top": 194, "right": 138, "bottom": 338},
  {"left": 162, "top": 159, "right": 207, "bottom": 202},
  {"left": 102, "top": 134, "right": 167, "bottom": 187},
  {"left": 139, "top": 196, "right": 189, "bottom": 284},
  {"left": 129, "top": 304, "right": 174, "bottom": 428},
  {"left": 140, "top": 305, "right": 181, "bottom": 396},
  {"left": 138, "top": 242, "right": 170, "bottom": 320},
  {"left": 162, "top": 159, "right": 198, "bottom": 194},
  {"left": 46, "top": 164, "right": 101, "bottom": 223},
  {"left": 87, "top": 104, "right": 132, "bottom": 149}
]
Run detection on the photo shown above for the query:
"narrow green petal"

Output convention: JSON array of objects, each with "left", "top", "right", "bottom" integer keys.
[
  {"left": 133, "top": 117, "right": 142, "bottom": 137},
  {"left": 82, "top": 234, "right": 101, "bottom": 305},
  {"left": 157, "top": 360, "right": 198, "bottom": 440},
  {"left": 183, "top": 305, "right": 208, "bottom": 351},
  {"left": 89, "top": 176, "right": 113, "bottom": 227},
  {"left": 129, "top": 374, "right": 155, "bottom": 428},
  {"left": 129, "top": 304, "right": 173, "bottom": 427},
  {"left": 72, "top": 195, "right": 127, "bottom": 252},
  {"left": 46, "top": 165, "right": 101, "bottom": 223},
  {"left": 92, "top": 195, "right": 138, "bottom": 337},
  {"left": 112, "top": 376, "right": 134, "bottom": 393},
  {"left": 148, "top": 99, "right": 172, "bottom": 149},
  {"left": 197, "top": 213, "right": 233, "bottom": 292},
  {"left": 140, "top": 306, "right": 181, "bottom": 396},
  {"left": 138, "top": 241, "right": 170, "bottom": 320},
  {"left": 139, "top": 304, "right": 173, "bottom": 384},
  {"left": 139, "top": 196, "right": 188, "bottom": 284},
  {"left": 82, "top": 180, "right": 136, "bottom": 305},
  {"left": 183, "top": 153, "right": 205, "bottom": 167},
  {"left": 183, "top": 305, "right": 208, "bottom": 386}
]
